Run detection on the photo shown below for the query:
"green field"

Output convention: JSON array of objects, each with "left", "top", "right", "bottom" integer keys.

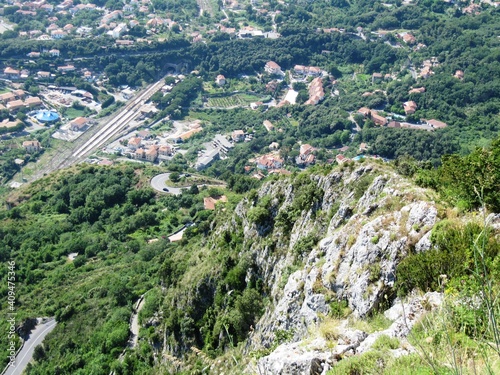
[
  {"left": 64, "top": 107, "right": 86, "bottom": 120},
  {"left": 356, "top": 74, "right": 371, "bottom": 82}
]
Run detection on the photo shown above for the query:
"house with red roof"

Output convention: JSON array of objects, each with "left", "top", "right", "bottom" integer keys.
[
  {"left": 265, "top": 61, "right": 282, "bottom": 75},
  {"left": 403, "top": 101, "right": 418, "bottom": 115}
]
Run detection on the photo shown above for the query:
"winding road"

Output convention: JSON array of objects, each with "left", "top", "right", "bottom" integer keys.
[
  {"left": 150, "top": 173, "right": 227, "bottom": 195},
  {"left": 4, "top": 319, "right": 56, "bottom": 375},
  {"left": 150, "top": 173, "right": 183, "bottom": 195}
]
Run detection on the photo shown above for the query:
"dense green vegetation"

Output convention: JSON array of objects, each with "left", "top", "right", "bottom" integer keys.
[
  {"left": 1, "top": 0, "right": 500, "bottom": 373},
  {"left": 151, "top": 77, "right": 203, "bottom": 119},
  {"left": 1, "top": 140, "right": 500, "bottom": 373},
  {"left": 0, "top": 165, "right": 220, "bottom": 373},
  {"left": 0, "top": 163, "right": 269, "bottom": 373},
  {"left": 395, "top": 139, "right": 500, "bottom": 296}
]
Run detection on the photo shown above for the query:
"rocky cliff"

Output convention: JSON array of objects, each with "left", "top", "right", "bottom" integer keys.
[
  {"left": 157, "top": 161, "right": 448, "bottom": 373},
  {"left": 202, "top": 162, "right": 444, "bottom": 373}
]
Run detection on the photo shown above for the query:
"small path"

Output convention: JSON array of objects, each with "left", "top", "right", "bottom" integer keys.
[
  {"left": 128, "top": 297, "right": 146, "bottom": 349},
  {"left": 168, "top": 227, "right": 187, "bottom": 242},
  {"left": 67, "top": 252, "right": 78, "bottom": 261},
  {"left": 112, "top": 295, "right": 148, "bottom": 374}
]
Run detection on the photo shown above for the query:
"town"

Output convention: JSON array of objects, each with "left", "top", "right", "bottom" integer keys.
[
  {"left": 1, "top": 0, "right": 500, "bottom": 373},
  {"left": 0, "top": 0, "right": 495, "bottom": 190}
]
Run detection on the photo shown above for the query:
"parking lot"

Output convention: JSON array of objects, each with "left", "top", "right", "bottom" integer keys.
[{"left": 41, "top": 89, "right": 101, "bottom": 113}]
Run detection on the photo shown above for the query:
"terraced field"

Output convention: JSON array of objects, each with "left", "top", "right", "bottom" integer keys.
[
  {"left": 206, "top": 95, "right": 245, "bottom": 107},
  {"left": 206, "top": 93, "right": 265, "bottom": 107}
]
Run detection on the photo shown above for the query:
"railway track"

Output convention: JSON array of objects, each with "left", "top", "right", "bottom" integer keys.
[
  {"left": 72, "top": 77, "right": 166, "bottom": 160},
  {"left": 30, "top": 76, "right": 168, "bottom": 181}
]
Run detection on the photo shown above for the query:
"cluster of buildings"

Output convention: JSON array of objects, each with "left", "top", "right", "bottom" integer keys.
[
  {"left": 372, "top": 72, "right": 392, "bottom": 84},
  {"left": 418, "top": 57, "right": 440, "bottom": 79},
  {"left": 195, "top": 134, "right": 235, "bottom": 170},
  {"left": 293, "top": 65, "right": 323, "bottom": 77},
  {"left": 3, "top": 62, "right": 80, "bottom": 82},
  {"left": 255, "top": 152, "right": 284, "bottom": 170},
  {"left": 243, "top": 141, "right": 290, "bottom": 179},
  {"left": 126, "top": 131, "right": 175, "bottom": 162},
  {"left": 263, "top": 61, "right": 329, "bottom": 106},
  {"left": 5, "top": 0, "right": 99, "bottom": 40},
  {"left": 0, "top": 90, "right": 43, "bottom": 112},
  {"left": 305, "top": 77, "right": 325, "bottom": 105},
  {"left": 335, "top": 153, "right": 350, "bottom": 165},
  {"left": 357, "top": 106, "right": 447, "bottom": 130},
  {"left": 1, "top": 0, "right": 184, "bottom": 43},
  {"left": 2, "top": 67, "right": 30, "bottom": 80},
  {"left": 296, "top": 144, "right": 316, "bottom": 167},
  {"left": 27, "top": 48, "right": 60, "bottom": 58},
  {"left": 145, "top": 17, "right": 179, "bottom": 31},
  {"left": 358, "top": 107, "right": 388, "bottom": 126}
]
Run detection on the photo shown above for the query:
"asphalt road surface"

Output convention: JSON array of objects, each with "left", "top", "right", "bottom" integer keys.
[
  {"left": 150, "top": 173, "right": 183, "bottom": 195},
  {"left": 128, "top": 298, "right": 146, "bottom": 349},
  {"left": 5, "top": 319, "right": 57, "bottom": 375}
]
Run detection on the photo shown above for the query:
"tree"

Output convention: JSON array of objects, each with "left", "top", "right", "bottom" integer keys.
[
  {"left": 169, "top": 172, "right": 180, "bottom": 183},
  {"left": 171, "top": 23, "right": 181, "bottom": 33},
  {"left": 33, "top": 345, "right": 46, "bottom": 362},
  {"left": 165, "top": 76, "right": 176, "bottom": 85},
  {"left": 16, "top": 112, "right": 27, "bottom": 121},
  {"left": 296, "top": 90, "right": 309, "bottom": 104},
  {"left": 293, "top": 82, "right": 306, "bottom": 91}
]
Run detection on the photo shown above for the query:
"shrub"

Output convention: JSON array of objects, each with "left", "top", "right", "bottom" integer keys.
[
  {"left": 394, "top": 221, "right": 494, "bottom": 296},
  {"left": 372, "top": 334, "right": 399, "bottom": 350},
  {"left": 328, "top": 351, "right": 386, "bottom": 374},
  {"left": 368, "top": 263, "right": 381, "bottom": 283},
  {"left": 347, "top": 235, "right": 356, "bottom": 248},
  {"left": 329, "top": 299, "right": 350, "bottom": 319},
  {"left": 293, "top": 234, "right": 319, "bottom": 258},
  {"left": 319, "top": 318, "right": 340, "bottom": 341},
  {"left": 101, "top": 94, "right": 115, "bottom": 109},
  {"left": 354, "top": 174, "right": 375, "bottom": 200},
  {"left": 247, "top": 206, "right": 270, "bottom": 226},
  {"left": 169, "top": 172, "right": 180, "bottom": 183}
]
